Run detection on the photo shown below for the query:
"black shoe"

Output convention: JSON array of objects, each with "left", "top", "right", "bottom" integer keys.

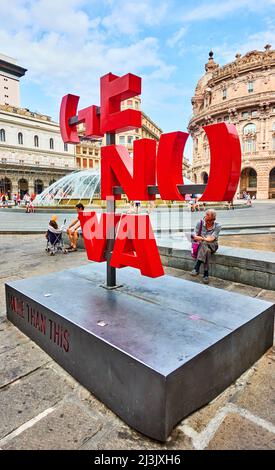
[{"left": 202, "top": 275, "right": 209, "bottom": 284}]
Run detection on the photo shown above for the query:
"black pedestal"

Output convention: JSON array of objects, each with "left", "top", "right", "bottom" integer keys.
[{"left": 5, "top": 264, "right": 274, "bottom": 441}]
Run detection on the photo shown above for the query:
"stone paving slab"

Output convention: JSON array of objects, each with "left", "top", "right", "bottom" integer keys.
[
  {"left": 1, "top": 401, "right": 103, "bottom": 450},
  {"left": 0, "top": 366, "right": 75, "bottom": 440},
  {"left": 230, "top": 350, "right": 275, "bottom": 425},
  {"left": 0, "top": 341, "right": 50, "bottom": 388},
  {"left": 0, "top": 320, "right": 29, "bottom": 354},
  {"left": 81, "top": 421, "right": 194, "bottom": 450},
  {"left": 206, "top": 413, "right": 275, "bottom": 450}
]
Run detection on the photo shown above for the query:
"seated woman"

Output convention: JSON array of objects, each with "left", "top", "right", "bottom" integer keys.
[{"left": 191, "top": 209, "right": 221, "bottom": 284}]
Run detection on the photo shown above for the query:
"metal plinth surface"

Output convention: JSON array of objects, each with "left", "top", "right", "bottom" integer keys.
[{"left": 5, "top": 264, "right": 274, "bottom": 441}]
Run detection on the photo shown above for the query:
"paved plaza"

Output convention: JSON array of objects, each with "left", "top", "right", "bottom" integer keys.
[
  {"left": 0, "top": 233, "right": 274, "bottom": 450},
  {"left": 1, "top": 201, "right": 275, "bottom": 235}
]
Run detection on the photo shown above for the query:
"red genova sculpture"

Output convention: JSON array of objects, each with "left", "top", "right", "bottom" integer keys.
[{"left": 60, "top": 72, "right": 241, "bottom": 279}]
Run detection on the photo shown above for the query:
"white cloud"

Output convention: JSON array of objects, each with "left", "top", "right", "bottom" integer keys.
[
  {"left": 166, "top": 27, "right": 188, "bottom": 48},
  {"left": 102, "top": 0, "right": 168, "bottom": 35},
  {"left": 180, "top": 0, "right": 274, "bottom": 23},
  {"left": 0, "top": 0, "right": 175, "bottom": 125}
]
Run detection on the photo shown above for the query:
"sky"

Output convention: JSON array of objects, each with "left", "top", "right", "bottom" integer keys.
[{"left": 0, "top": 0, "right": 275, "bottom": 159}]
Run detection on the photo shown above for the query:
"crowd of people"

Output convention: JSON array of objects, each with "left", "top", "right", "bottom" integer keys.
[{"left": 0, "top": 192, "right": 36, "bottom": 212}]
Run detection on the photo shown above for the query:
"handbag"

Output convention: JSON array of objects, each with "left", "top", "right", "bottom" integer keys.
[{"left": 191, "top": 220, "right": 203, "bottom": 259}]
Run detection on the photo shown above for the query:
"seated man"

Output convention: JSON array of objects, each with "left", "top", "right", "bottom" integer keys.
[
  {"left": 66, "top": 203, "right": 84, "bottom": 251},
  {"left": 191, "top": 209, "right": 221, "bottom": 284}
]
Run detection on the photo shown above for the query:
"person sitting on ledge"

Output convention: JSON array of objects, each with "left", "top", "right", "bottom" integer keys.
[
  {"left": 66, "top": 203, "right": 84, "bottom": 252},
  {"left": 191, "top": 209, "right": 221, "bottom": 284}
]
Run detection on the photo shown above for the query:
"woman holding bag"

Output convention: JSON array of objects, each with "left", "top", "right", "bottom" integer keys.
[{"left": 191, "top": 209, "right": 221, "bottom": 284}]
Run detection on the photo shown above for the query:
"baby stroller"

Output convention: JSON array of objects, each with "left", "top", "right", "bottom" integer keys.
[{"left": 46, "top": 219, "right": 67, "bottom": 256}]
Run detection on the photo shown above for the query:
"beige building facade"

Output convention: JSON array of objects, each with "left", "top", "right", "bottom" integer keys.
[
  {"left": 0, "top": 54, "right": 76, "bottom": 198},
  {"left": 188, "top": 45, "right": 275, "bottom": 199}
]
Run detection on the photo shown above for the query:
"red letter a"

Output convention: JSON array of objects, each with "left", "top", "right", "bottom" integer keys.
[
  {"left": 78, "top": 211, "right": 121, "bottom": 262},
  {"left": 110, "top": 215, "right": 164, "bottom": 278}
]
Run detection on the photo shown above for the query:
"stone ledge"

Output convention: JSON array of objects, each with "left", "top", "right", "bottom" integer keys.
[
  {"left": 63, "top": 232, "right": 275, "bottom": 290},
  {"left": 158, "top": 242, "right": 275, "bottom": 290}
]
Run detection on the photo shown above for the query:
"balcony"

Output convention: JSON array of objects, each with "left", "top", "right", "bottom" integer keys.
[{"left": 0, "top": 158, "right": 77, "bottom": 171}]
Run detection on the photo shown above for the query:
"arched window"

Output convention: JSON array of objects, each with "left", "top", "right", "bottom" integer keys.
[
  {"left": 18, "top": 132, "right": 23, "bottom": 145},
  {"left": 201, "top": 172, "right": 209, "bottom": 184},
  {"left": 243, "top": 123, "right": 256, "bottom": 135},
  {"left": 269, "top": 168, "right": 275, "bottom": 188},
  {"left": 248, "top": 168, "right": 257, "bottom": 187},
  {"left": 240, "top": 167, "right": 257, "bottom": 197},
  {"left": 34, "top": 179, "right": 44, "bottom": 194},
  {"left": 49, "top": 138, "right": 54, "bottom": 150},
  {"left": 34, "top": 135, "right": 39, "bottom": 147},
  {"left": 0, "top": 129, "right": 5, "bottom": 142}
]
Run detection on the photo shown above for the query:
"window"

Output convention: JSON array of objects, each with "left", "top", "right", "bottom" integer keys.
[
  {"left": 82, "top": 148, "right": 87, "bottom": 154},
  {"left": 49, "top": 138, "right": 54, "bottom": 150},
  {"left": 18, "top": 132, "right": 23, "bottom": 145},
  {"left": 222, "top": 88, "right": 227, "bottom": 100},
  {"left": 224, "top": 116, "right": 229, "bottom": 122},
  {"left": 248, "top": 169, "right": 257, "bottom": 187},
  {"left": 119, "top": 136, "right": 125, "bottom": 144},
  {"left": 127, "top": 100, "right": 133, "bottom": 108},
  {"left": 245, "top": 139, "right": 256, "bottom": 153},
  {"left": 34, "top": 135, "right": 39, "bottom": 147},
  {"left": 243, "top": 123, "right": 256, "bottom": 135},
  {"left": 217, "top": 117, "right": 222, "bottom": 122},
  {"left": 248, "top": 81, "right": 254, "bottom": 93},
  {"left": 242, "top": 111, "right": 249, "bottom": 118},
  {"left": 273, "top": 136, "right": 275, "bottom": 151},
  {"left": 135, "top": 101, "right": 139, "bottom": 109},
  {"left": 0, "top": 129, "right": 6, "bottom": 142},
  {"left": 127, "top": 136, "right": 134, "bottom": 144},
  {"left": 272, "top": 122, "right": 275, "bottom": 131},
  {"left": 64, "top": 143, "right": 68, "bottom": 151},
  {"left": 76, "top": 157, "right": 81, "bottom": 167},
  {"left": 251, "top": 110, "right": 258, "bottom": 117}
]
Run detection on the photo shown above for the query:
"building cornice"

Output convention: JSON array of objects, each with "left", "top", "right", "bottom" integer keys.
[
  {"left": 189, "top": 92, "right": 275, "bottom": 129},
  {"left": 0, "top": 58, "right": 27, "bottom": 78},
  {"left": 210, "top": 50, "right": 275, "bottom": 85}
]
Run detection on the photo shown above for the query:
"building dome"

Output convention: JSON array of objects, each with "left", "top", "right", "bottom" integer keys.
[{"left": 34, "top": 169, "right": 100, "bottom": 206}]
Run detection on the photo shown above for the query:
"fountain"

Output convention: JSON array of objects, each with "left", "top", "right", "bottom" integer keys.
[
  {"left": 33, "top": 169, "right": 197, "bottom": 207},
  {"left": 33, "top": 169, "right": 100, "bottom": 207}
]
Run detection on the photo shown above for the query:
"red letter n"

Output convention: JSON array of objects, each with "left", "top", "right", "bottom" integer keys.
[{"left": 101, "top": 139, "right": 156, "bottom": 200}]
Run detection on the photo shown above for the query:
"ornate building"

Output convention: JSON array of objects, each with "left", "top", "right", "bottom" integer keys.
[
  {"left": 75, "top": 95, "right": 163, "bottom": 170},
  {"left": 0, "top": 54, "right": 76, "bottom": 198},
  {"left": 188, "top": 45, "right": 275, "bottom": 199}
]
